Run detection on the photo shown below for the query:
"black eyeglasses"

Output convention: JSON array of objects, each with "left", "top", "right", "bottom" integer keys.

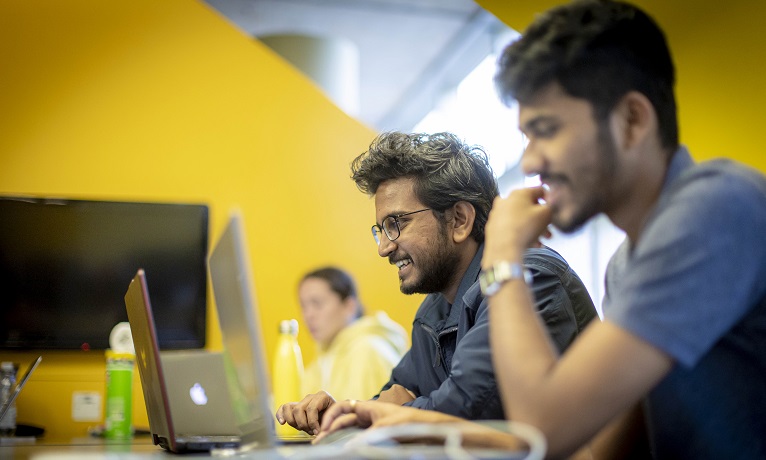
[{"left": 371, "top": 208, "right": 432, "bottom": 245}]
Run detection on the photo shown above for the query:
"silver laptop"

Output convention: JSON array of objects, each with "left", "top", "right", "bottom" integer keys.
[
  {"left": 124, "top": 270, "right": 241, "bottom": 453},
  {"left": 161, "top": 350, "right": 242, "bottom": 437},
  {"left": 208, "top": 212, "right": 312, "bottom": 446}
]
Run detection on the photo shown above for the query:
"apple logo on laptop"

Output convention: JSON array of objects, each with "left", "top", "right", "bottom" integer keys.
[{"left": 189, "top": 383, "right": 208, "bottom": 405}]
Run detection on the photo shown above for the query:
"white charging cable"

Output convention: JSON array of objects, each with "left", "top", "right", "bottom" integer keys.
[{"left": 339, "top": 421, "right": 546, "bottom": 460}]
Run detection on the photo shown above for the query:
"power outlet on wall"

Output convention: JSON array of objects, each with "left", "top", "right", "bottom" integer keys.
[{"left": 72, "top": 392, "right": 101, "bottom": 422}]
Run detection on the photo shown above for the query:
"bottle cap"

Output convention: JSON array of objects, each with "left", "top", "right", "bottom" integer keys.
[
  {"left": 279, "top": 319, "right": 299, "bottom": 335},
  {"left": 109, "top": 322, "right": 135, "bottom": 354}
]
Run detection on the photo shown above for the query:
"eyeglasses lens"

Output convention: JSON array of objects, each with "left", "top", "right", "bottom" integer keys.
[{"left": 382, "top": 217, "right": 399, "bottom": 241}]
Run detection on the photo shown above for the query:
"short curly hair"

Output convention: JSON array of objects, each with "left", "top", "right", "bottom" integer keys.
[{"left": 351, "top": 131, "right": 498, "bottom": 243}]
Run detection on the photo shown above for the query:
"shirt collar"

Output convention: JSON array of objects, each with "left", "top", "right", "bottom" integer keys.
[
  {"left": 661, "top": 145, "right": 695, "bottom": 195},
  {"left": 624, "top": 145, "right": 694, "bottom": 252},
  {"left": 446, "top": 243, "right": 484, "bottom": 324}
]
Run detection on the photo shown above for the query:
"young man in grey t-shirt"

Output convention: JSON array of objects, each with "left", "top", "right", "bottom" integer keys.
[{"left": 318, "top": 2, "right": 766, "bottom": 458}]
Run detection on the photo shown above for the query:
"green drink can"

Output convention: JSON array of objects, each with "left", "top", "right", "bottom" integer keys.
[{"left": 104, "top": 350, "right": 134, "bottom": 440}]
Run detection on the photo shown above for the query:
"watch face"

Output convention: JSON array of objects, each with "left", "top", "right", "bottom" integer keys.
[{"left": 479, "top": 268, "right": 500, "bottom": 296}]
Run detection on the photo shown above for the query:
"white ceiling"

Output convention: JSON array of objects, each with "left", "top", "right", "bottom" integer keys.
[{"left": 203, "top": 0, "right": 510, "bottom": 131}]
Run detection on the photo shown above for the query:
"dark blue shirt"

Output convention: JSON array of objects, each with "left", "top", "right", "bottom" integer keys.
[{"left": 378, "top": 244, "right": 597, "bottom": 420}]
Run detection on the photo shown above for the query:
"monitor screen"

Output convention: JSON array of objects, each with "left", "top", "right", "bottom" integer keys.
[{"left": 0, "top": 196, "right": 209, "bottom": 350}]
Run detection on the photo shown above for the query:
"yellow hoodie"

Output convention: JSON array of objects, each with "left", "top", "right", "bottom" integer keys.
[{"left": 301, "top": 311, "right": 409, "bottom": 401}]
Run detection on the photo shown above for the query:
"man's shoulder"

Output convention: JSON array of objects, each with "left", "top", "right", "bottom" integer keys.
[
  {"left": 522, "top": 246, "right": 571, "bottom": 275},
  {"left": 651, "top": 159, "right": 766, "bottom": 243},
  {"left": 673, "top": 158, "right": 766, "bottom": 205}
]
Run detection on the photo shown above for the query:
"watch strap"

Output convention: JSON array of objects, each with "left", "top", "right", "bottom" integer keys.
[{"left": 479, "top": 261, "right": 531, "bottom": 296}]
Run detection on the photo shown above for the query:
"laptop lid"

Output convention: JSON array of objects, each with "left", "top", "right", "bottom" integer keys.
[
  {"left": 160, "top": 351, "right": 241, "bottom": 437},
  {"left": 208, "top": 213, "right": 283, "bottom": 447},
  {"left": 0, "top": 356, "right": 42, "bottom": 423},
  {"left": 124, "top": 270, "right": 179, "bottom": 452},
  {"left": 125, "top": 270, "right": 240, "bottom": 453}
]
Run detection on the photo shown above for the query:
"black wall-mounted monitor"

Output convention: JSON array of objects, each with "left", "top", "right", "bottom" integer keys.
[{"left": 0, "top": 196, "right": 209, "bottom": 350}]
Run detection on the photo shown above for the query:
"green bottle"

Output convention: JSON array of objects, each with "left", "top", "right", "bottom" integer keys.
[{"left": 104, "top": 350, "right": 134, "bottom": 440}]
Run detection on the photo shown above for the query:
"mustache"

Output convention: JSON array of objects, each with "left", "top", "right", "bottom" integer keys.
[
  {"left": 539, "top": 172, "right": 569, "bottom": 185},
  {"left": 388, "top": 253, "right": 409, "bottom": 265}
]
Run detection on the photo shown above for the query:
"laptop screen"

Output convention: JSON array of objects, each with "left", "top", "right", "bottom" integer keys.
[
  {"left": 124, "top": 270, "right": 178, "bottom": 451},
  {"left": 208, "top": 213, "right": 276, "bottom": 447}
]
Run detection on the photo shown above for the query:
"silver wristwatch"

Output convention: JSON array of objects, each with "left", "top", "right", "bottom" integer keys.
[{"left": 479, "top": 261, "right": 532, "bottom": 296}]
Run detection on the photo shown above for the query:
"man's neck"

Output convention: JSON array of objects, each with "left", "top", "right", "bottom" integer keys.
[
  {"left": 609, "top": 146, "right": 674, "bottom": 243},
  {"left": 441, "top": 240, "right": 480, "bottom": 304}
]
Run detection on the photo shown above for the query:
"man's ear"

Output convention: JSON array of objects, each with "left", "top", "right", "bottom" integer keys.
[
  {"left": 450, "top": 201, "right": 476, "bottom": 244},
  {"left": 612, "top": 90, "right": 655, "bottom": 151}
]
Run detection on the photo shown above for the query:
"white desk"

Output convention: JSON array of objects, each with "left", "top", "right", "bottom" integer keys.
[{"left": 1, "top": 428, "right": 537, "bottom": 459}]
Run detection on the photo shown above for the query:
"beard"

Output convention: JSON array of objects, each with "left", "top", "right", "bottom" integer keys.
[
  {"left": 398, "top": 222, "right": 461, "bottom": 295},
  {"left": 552, "top": 119, "right": 618, "bottom": 233}
]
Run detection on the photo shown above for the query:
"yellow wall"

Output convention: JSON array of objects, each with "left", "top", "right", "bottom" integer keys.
[
  {"left": 0, "top": 0, "right": 422, "bottom": 440},
  {"left": 12, "top": 0, "right": 756, "bottom": 443},
  {"left": 478, "top": 0, "right": 766, "bottom": 173}
]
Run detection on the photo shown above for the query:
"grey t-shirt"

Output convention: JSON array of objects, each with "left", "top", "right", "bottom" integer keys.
[{"left": 603, "top": 147, "right": 766, "bottom": 459}]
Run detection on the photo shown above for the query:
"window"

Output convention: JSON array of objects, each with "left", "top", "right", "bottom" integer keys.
[
  {"left": 413, "top": 47, "right": 624, "bottom": 314},
  {"left": 414, "top": 55, "right": 523, "bottom": 177}
]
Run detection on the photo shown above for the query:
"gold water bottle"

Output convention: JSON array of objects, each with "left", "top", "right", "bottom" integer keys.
[{"left": 272, "top": 319, "right": 304, "bottom": 436}]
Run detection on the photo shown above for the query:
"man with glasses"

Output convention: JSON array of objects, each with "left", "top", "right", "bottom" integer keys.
[
  {"left": 319, "top": 2, "right": 766, "bottom": 457},
  {"left": 276, "top": 131, "right": 597, "bottom": 436}
]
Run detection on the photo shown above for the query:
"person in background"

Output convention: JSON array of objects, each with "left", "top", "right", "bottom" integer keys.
[
  {"left": 277, "top": 131, "right": 597, "bottom": 436},
  {"left": 318, "top": 1, "right": 766, "bottom": 459},
  {"left": 298, "top": 266, "right": 408, "bottom": 401}
]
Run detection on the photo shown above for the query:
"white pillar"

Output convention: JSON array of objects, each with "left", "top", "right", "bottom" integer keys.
[{"left": 258, "top": 34, "right": 360, "bottom": 116}]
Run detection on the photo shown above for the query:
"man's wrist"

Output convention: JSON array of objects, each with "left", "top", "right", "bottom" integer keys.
[{"left": 479, "top": 261, "right": 532, "bottom": 296}]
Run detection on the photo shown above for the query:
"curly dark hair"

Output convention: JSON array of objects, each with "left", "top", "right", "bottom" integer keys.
[
  {"left": 495, "top": 0, "right": 678, "bottom": 150},
  {"left": 351, "top": 131, "right": 498, "bottom": 243}
]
